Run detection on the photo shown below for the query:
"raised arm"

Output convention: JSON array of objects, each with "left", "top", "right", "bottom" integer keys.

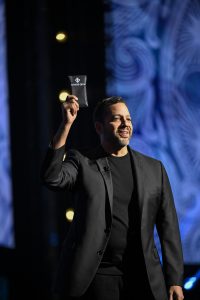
[
  {"left": 52, "top": 94, "right": 79, "bottom": 149},
  {"left": 41, "top": 95, "right": 80, "bottom": 190}
]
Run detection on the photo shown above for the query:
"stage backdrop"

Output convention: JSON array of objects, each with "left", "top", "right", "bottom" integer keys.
[
  {"left": 105, "top": 0, "right": 200, "bottom": 264},
  {"left": 0, "top": 0, "right": 14, "bottom": 248}
]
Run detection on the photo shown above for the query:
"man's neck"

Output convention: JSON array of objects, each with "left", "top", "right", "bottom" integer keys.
[{"left": 101, "top": 143, "right": 128, "bottom": 157}]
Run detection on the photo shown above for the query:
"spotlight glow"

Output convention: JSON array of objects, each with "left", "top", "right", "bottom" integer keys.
[
  {"left": 65, "top": 209, "right": 74, "bottom": 222},
  {"left": 184, "top": 270, "right": 200, "bottom": 290},
  {"left": 59, "top": 90, "right": 69, "bottom": 102},
  {"left": 184, "top": 277, "right": 197, "bottom": 290},
  {"left": 56, "top": 32, "right": 67, "bottom": 42}
]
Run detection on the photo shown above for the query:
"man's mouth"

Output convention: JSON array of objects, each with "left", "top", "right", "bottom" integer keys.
[{"left": 118, "top": 130, "right": 130, "bottom": 138}]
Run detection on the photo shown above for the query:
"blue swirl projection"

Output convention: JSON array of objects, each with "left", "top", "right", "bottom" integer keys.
[
  {"left": 0, "top": 0, "right": 14, "bottom": 248},
  {"left": 105, "top": 0, "right": 200, "bottom": 263}
]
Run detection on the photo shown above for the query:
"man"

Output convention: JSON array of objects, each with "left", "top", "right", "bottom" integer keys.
[{"left": 41, "top": 95, "right": 184, "bottom": 300}]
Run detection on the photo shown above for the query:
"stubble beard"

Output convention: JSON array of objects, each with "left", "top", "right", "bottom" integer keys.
[{"left": 110, "top": 131, "right": 132, "bottom": 148}]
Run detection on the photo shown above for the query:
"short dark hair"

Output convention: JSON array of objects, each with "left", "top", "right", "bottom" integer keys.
[{"left": 93, "top": 96, "right": 127, "bottom": 123}]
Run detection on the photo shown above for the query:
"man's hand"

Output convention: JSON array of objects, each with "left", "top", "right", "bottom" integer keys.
[
  {"left": 61, "top": 94, "right": 79, "bottom": 125},
  {"left": 52, "top": 94, "right": 79, "bottom": 149},
  {"left": 169, "top": 285, "right": 184, "bottom": 300}
]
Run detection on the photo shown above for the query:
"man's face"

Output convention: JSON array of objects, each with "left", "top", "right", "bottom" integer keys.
[{"left": 97, "top": 102, "right": 133, "bottom": 148}]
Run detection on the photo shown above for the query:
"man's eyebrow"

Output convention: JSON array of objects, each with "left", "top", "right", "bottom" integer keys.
[{"left": 112, "top": 114, "right": 131, "bottom": 118}]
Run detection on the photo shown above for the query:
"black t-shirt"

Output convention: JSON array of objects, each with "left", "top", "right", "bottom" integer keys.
[{"left": 98, "top": 152, "right": 134, "bottom": 274}]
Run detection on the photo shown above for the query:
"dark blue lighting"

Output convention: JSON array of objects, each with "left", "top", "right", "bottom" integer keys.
[
  {"left": 184, "top": 270, "right": 200, "bottom": 290},
  {"left": 0, "top": 0, "right": 14, "bottom": 248}
]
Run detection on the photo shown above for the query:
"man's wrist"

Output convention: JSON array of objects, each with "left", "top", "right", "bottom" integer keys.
[{"left": 60, "top": 121, "right": 72, "bottom": 131}]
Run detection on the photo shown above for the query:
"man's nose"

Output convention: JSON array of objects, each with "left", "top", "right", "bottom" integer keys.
[{"left": 121, "top": 118, "right": 128, "bottom": 126}]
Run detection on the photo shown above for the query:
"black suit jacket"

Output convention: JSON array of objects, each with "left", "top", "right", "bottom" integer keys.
[{"left": 42, "top": 145, "right": 184, "bottom": 300}]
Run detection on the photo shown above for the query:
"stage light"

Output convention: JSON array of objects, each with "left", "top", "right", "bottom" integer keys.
[
  {"left": 59, "top": 90, "right": 69, "bottom": 102},
  {"left": 184, "top": 277, "right": 197, "bottom": 290},
  {"left": 184, "top": 270, "right": 200, "bottom": 290},
  {"left": 56, "top": 31, "right": 68, "bottom": 42},
  {"left": 65, "top": 208, "right": 74, "bottom": 222}
]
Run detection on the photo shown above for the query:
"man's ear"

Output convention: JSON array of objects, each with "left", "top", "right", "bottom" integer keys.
[{"left": 94, "top": 121, "right": 103, "bottom": 135}]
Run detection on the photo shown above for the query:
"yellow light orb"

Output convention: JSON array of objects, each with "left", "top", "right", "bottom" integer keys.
[
  {"left": 59, "top": 90, "right": 69, "bottom": 102},
  {"left": 56, "top": 32, "right": 68, "bottom": 42},
  {"left": 65, "top": 209, "right": 74, "bottom": 222}
]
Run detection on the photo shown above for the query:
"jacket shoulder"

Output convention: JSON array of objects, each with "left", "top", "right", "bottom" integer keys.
[
  {"left": 65, "top": 147, "right": 99, "bottom": 161},
  {"left": 131, "top": 148, "right": 160, "bottom": 162},
  {"left": 130, "top": 148, "right": 162, "bottom": 169},
  {"left": 130, "top": 148, "right": 165, "bottom": 184}
]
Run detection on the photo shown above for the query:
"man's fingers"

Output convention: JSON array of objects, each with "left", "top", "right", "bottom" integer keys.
[
  {"left": 65, "top": 102, "right": 78, "bottom": 116},
  {"left": 71, "top": 102, "right": 79, "bottom": 114},
  {"left": 66, "top": 94, "right": 78, "bottom": 103},
  {"left": 169, "top": 293, "right": 173, "bottom": 300},
  {"left": 70, "top": 105, "right": 78, "bottom": 116},
  {"left": 60, "top": 94, "right": 79, "bottom": 124},
  {"left": 169, "top": 292, "right": 184, "bottom": 300},
  {"left": 63, "top": 99, "right": 79, "bottom": 111},
  {"left": 64, "top": 95, "right": 79, "bottom": 110},
  {"left": 169, "top": 286, "right": 184, "bottom": 300}
]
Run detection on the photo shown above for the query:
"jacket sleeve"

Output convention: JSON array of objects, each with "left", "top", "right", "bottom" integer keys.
[
  {"left": 41, "top": 145, "right": 80, "bottom": 190},
  {"left": 156, "top": 162, "right": 184, "bottom": 287}
]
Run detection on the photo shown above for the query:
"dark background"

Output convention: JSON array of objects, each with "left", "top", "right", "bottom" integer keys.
[{"left": 0, "top": 0, "right": 199, "bottom": 299}]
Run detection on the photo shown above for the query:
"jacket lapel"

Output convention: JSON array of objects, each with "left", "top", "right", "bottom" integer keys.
[
  {"left": 95, "top": 157, "right": 113, "bottom": 215},
  {"left": 128, "top": 147, "right": 144, "bottom": 214}
]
